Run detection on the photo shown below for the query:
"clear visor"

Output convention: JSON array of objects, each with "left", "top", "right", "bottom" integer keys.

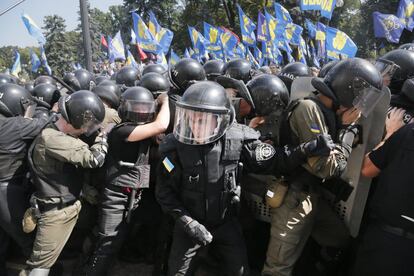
[
  {"left": 173, "top": 106, "right": 230, "bottom": 145},
  {"left": 81, "top": 118, "right": 102, "bottom": 137},
  {"left": 122, "top": 100, "right": 156, "bottom": 124},
  {"left": 352, "top": 85, "right": 384, "bottom": 117},
  {"left": 22, "top": 98, "right": 37, "bottom": 118},
  {"left": 375, "top": 59, "right": 400, "bottom": 78}
]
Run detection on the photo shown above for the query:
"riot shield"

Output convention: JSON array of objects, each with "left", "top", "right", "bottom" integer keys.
[
  {"left": 215, "top": 75, "right": 255, "bottom": 109},
  {"left": 290, "top": 77, "right": 317, "bottom": 101},
  {"left": 334, "top": 87, "right": 391, "bottom": 237}
]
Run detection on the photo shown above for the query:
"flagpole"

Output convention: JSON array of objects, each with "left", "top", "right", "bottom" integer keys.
[
  {"left": 79, "top": 0, "right": 93, "bottom": 72},
  {"left": 0, "top": 0, "right": 26, "bottom": 17}
]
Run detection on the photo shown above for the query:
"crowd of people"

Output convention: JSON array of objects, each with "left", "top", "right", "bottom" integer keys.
[{"left": 1, "top": 46, "right": 414, "bottom": 276}]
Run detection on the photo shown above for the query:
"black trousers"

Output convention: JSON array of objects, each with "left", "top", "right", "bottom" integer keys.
[
  {"left": 0, "top": 181, "right": 33, "bottom": 272},
  {"left": 168, "top": 217, "right": 249, "bottom": 276},
  {"left": 352, "top": 223, "right": 414, "bottom": 276}
]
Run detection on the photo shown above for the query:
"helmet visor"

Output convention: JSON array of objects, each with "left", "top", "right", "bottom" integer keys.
[
  {"left": 122, "top": 100, "right": 156, "bottom": 124},
  {"left": 173, "top": 106, "right": 230, "bottom": 145},
  {"left": 81, "top": 117, "right": 102, "bottom": 137},
  {"left": 352, "top": 83, "right": 384, "bottom": 117},
  {"left": 374, "top": 59, "right": 400, "bottom": 78}
]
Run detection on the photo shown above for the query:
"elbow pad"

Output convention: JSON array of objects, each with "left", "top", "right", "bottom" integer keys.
[
  {"left": 337, "top": 125, "right": 358, "bottom": 159},
  {"left": 91, "top": 135, "right": 108, "bottom": 167}
]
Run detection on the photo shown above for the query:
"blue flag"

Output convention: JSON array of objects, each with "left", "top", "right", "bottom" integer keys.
[
  {"left": 188, "top": 26, "right": 208, "bottom": 57},
  {"left": 126, "top": 50, "right": 138, "bottom": 68},
  {"left": 298, "top": 36, "right": 308, "bottom": 65},
  {"left": 148, "top": 11, "right": 161, "bottom": 37},
  {"left": 285, "top": 23, "right": 303, "bottom": 45},
  {"left": 21, "top": 13, "right": 46, "bottom": 45},
  {"left": 257, "top": 12, "right": 267, "bottom": 42},
  {"left": 156, "top": 52, "right": 168, "bottom": 69},
  {"left": 300, "top": 0, "right": 321, "bottom": 11},
  {"left": 274, "top": 3, "right": 292, "bottom": 24},
  {"left": 373, "top": 12, "right": 405, "bottom": 44},
  {"left": 184, "top": 48, "right": 191, "bottom": 59},
  {"left": 246, "top": 48, "right": 260, "bottom": 69},
  {"left": 320, "top": 0, "right": 337, "bottom": 20},
  {"left": 169, "top": 49, "right": 180, "bottom": 66},
  {"left": 11, "top": 51, "right": 21, "bottom": 78},
  {"left": 253, "top": 45, "right": 264, "bottom": 66},
  {"left": 265, "top": 10, "right": 284, "bottom": 42},
  {"left": 325, "top": 27, "right": 357, "bottom": 60},
  {"left": 40, "top": 46, "right": 52, "bottom": 75},
  {"left": 109, "top": 31, "right": 126, "bottom": 62},
  {"left": 237, "top": 5, "right": 256, "bottom": 46},
  {"left": 316, "top": 22, "right": 327, "bottom": 59},
  {"left": 397, "top": 0, "right": 414, "bottom": 31},
  {"left": 148, "top": 11, "right": 174, "bottom": 54},
  {"left": 305, "top": 19, "right": 317, "bottom": 39},
  {"left": 30, "top": 49, "right": 41, "bottom": 73},
  {"left": 132, "top": 12, "right": 162, "bottom": 54},
  {"left": 203, "top": 22, "right": 222, "bottom": 52}
]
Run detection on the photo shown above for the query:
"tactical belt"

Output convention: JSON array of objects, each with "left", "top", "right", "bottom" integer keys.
[
  {"left": 377, "top": 223, "right": 414, "bottom": 241},
  {"left": 37, "top": 199, "right": 77, "bottom": 213}
]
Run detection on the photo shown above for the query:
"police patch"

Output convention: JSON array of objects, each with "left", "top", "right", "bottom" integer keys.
[
  {"left": 310, "top": 123, "right": 321, "bottom": 134},
  {"left": 255, "top": 143, "right": 276, "bottom": 161}
]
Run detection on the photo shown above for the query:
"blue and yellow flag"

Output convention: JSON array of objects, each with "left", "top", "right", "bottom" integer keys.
[
  {"left": 274, "top": 3, "right": 292, "bottom": 24},
  {"left": 188, "top": 26, "right": 208, "bottom": 57},
  {"left": 30, "top": 49, "right": 41, "bottom": 73},
  {"left": 148, "top": 10, "right": 161, "bottom": 37},
  {"left": 325, "top": 27, "right": 357, "bottom": 60},
  {"left": 21, "top": 13, "right": 46, "bottom": 45},
  {"left": 132, "top": 12, "right": 162, "bottom": 54},
  {"left": 246, "top": 48, "right": 260, "bottom": 69},
  {"left": 184, "top": 48, "right": 191, "bottom": 59},
  {"left": 265, "top": 10, "right": 283, "bottom": 42},
  {"left": 397, "top": 0, "right": 414, "bottom": 31},
  {"left": 320, "top": 0, "right": 337, "bottom": 20},
  {"left": 126, "top": 50, "right": 138, "bottom": 68},
  {"left": 305, "top": 19, "right": 317, "bottom": 39},
  {"left": 257, "top": 12, "right": 268, "bottom": 42},
  {"left": 234, "top": 43, "right": 246, "bottom": 58},
  {"left": 156, "top": 52, "right": 168, "bottom": 69},
  {"left": 309, "top": 40, "right": 320, "bottom": 68},
  {"left": 10, "top": 51, "right": 21, "bottom": 78},
  {"left": 373, "top": 12, "right": 405, "bottom": 44},
  {"left": 169, "top": 49, "right": 180, "bottom": 66},
  {"left": 203, "top": 22, "right": 222, "bottom": 52},
  {"left": 285, "top": 23, "right": 303, "bottom": 45},
  {"left": 316, "top": 22, "right": 327, "bottom": 59},
  {"left": 298, "top": 36, "right": 308, "bottom": 65},
  {"left": 40, "top": 46, "right": 52, "bottom": 75},
  {"left": 237, "top": 4, "right": 256, "bottom": 46},
  {"left": 220, "top": 28, "right": 238, "bottom": 55},
  {"left": 300, "top": 0, "right": 321, "bottom": 11},
  {"left": 109, "top": 31, "right": 126, "bottom": 62}
]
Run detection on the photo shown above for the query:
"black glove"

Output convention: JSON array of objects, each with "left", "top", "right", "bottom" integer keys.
[
  {"left": 177, "top": 215, "right": 213, "bottom": 246},
  {"left": 300, "top": 134, "right": 335, "bottom": 157}
]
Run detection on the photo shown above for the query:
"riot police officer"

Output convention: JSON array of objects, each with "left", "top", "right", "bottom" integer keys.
[
  {"left": 139, "top": 72, "right": 170, "bottom": 98},
  {"left": 278, "top": 62, "right": 312, "bottom": 93},
  {"left": 155, "top": 81, "right": 334, "bottom": 276},
  {"left": 0, "top": 84, "right": 48, "bottom": 275},
  {"left": 63, "top": 69, "right": 96, "bottom": 92},
  {"left": 203, "top": 60, "right": 225, "bottom": 81},
  {"left": 169, "top": 58, "right": 206, "bottom": 95},
  {"left": 223, "top": 58, "right": 252, "bottom": 83},
  {"left": 115, "top": 66, "right": 140, "bottom": 88},
  {"left": 0, "top": 73, "right": 19, "bottom": 85},
  {"left": 262, "top": 58, "right": 384, "bottom": 276},
  {"left": 26, "top": 90, "right": 110, "bottom": 276},
  {"left": 31, "top": 83, "right": 61, "bottom": 120},
  {"left": 83, "top": 87, "right": 170, "bottom": 276},
  {"left": 380, "top": 49, "right": 414, "bottom": 94},
  {"left": 33, "top": 75, "right": 56, "bottom": 87},
  {"left": 142, "top": 63, "right": 167, "bottom": 76}
]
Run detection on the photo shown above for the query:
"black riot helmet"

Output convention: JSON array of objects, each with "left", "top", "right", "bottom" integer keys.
[
  {"left": 278, "top": 62, "right": 311, "bottom": 92},
  {"left": 92, "top": 82, "right": 121, "bottom": 109},
  {"left": 0, "top": 73, "right": 19, "bottom": 85},
  {"left": 174, "top": 81, "right": 233, "bottom": 145},
  {"left": 169, "top": 58, "right": 206, "bottom": 92},
  {"left": 63, "top": 69, "right": 95, "bottom": 91},
  {"left": 247, "top": 74, "right": 289, "bottom": 117},
  {"left": 115, "top": 66, "right": 140, "bottom": 87},
  {"left": 142, "top": 64, "right": 167, "bottom": 76},
  {"left": 398, "top": 43, "right": 414, "bottom": 51},
  {"left": 58, "top": 90, "right": 105, "bottom": 135},
  {"left": 118, "top": 86, "right": 156, "bottom": 124},
  {"left": 312, "top": 58, "right": 383, "bottom": 117},
  {"left": 380, "top": 49, "right": 414, "bottom": 94},
  {"left": 223, "top": 58, "right": 252, "bottom": 83},
  {"left": 138, "top": 72, "right": 170, "bottom": 97},
  {"left": 32, "top": 83, "right": 61, "bottom": 109},
  {"left": 390, "top": 78, "right": 414, "bottom": 112},
  {"left": 318, "top": 60, "right": 339, "bottom": 78},
  {"left": 0, "top": 83, "right": 37, "bottom": 117},
  {"left": 25, "top": 81, "right": 35, "bottom": 93},
  {"left": 95, "top": 75, "right": 110, "bottom": 85},
  {"left": 203, "top": 60, "right": 225, "bottom": 81},
  {"left": 34, "top": 75, "right": 56, "bottom": 87}
]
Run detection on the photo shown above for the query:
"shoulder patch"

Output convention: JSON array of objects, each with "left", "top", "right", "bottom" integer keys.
[
  {"left": 162, "top": 157, "right": 175, "bottom": 173},
  {"left": 310, "top": 123, "right": 321, "bottom": 134},
  {"left": 255, "top": 143, "right": 276, "bottom": 161}
]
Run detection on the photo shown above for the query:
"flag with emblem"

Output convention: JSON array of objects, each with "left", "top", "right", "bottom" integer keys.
[
  {"left": 132, "top": 12, "right": 162, "bottom": 54},
  {"left": 257, "top": 12, "right": 268, "bottom": 42},
  {"left": 320, "top": 0, "right": 337, "bottom": 20},
  {"left": 285, "top": 23, "right": 303, "bottom": 45},
  {"left": 305, "top": 19, "right": 317, "bottom": 39},
  {"left": 188, "top": 26, "right": 208, "bottom": 57},
  {"left": 274, "top": 3, "right": 292, "bottom": 24},
  {"left": 237, "top": 4, "right": 257, "bottom": 46},
  {"left": 397, "top": 0, "right": 414, "bottom": 31},
  {"left": 325, "top": 27, "right": 357, "bottom": 60},
  {"left": 373, "top": 12, "right": 405, "bottom": 43},
  {"left": 316, "top": 22, "right": 327, "bottom": 59},
  {"left": 203, "top": 22, "right": 222, "bottom": 52},
  {"left": 109, "top": 31, "right": 125, "bottom": 62},
  {"left": 169, "top": 49, "right": 180, "bottom": 66}
]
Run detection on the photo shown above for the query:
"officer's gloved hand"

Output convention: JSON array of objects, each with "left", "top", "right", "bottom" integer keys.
[
  {"left": 177, "top": 215, "right": 213, "bottom": 246},
  {"left": 301, "top": 134, "right": 335, "bottom": 157}
]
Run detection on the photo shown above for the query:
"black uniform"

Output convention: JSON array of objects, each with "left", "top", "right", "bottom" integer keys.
[
  {"left": 156, "top": 123, "right": 310, "bottom": 275},
  {"left": 353, "top": 124, "right": 414, "bottom": 276},
  {"left": 0, "top": 114, "right": 48, "bottom": 273}
]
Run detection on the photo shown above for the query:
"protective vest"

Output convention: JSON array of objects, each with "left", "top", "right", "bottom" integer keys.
[
  {"left": 28, "top": 124, "right": 83, "bottom": 201},
  {"left": 106, "top": 123, "right": 151, "bottom": 189},
  {"left": 161, "top": 123, "right": 252, "bottom": 226}
]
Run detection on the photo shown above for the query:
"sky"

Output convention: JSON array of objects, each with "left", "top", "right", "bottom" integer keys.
[{"left": 0, "top": 0, "right": 123, "bottom": 47}]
